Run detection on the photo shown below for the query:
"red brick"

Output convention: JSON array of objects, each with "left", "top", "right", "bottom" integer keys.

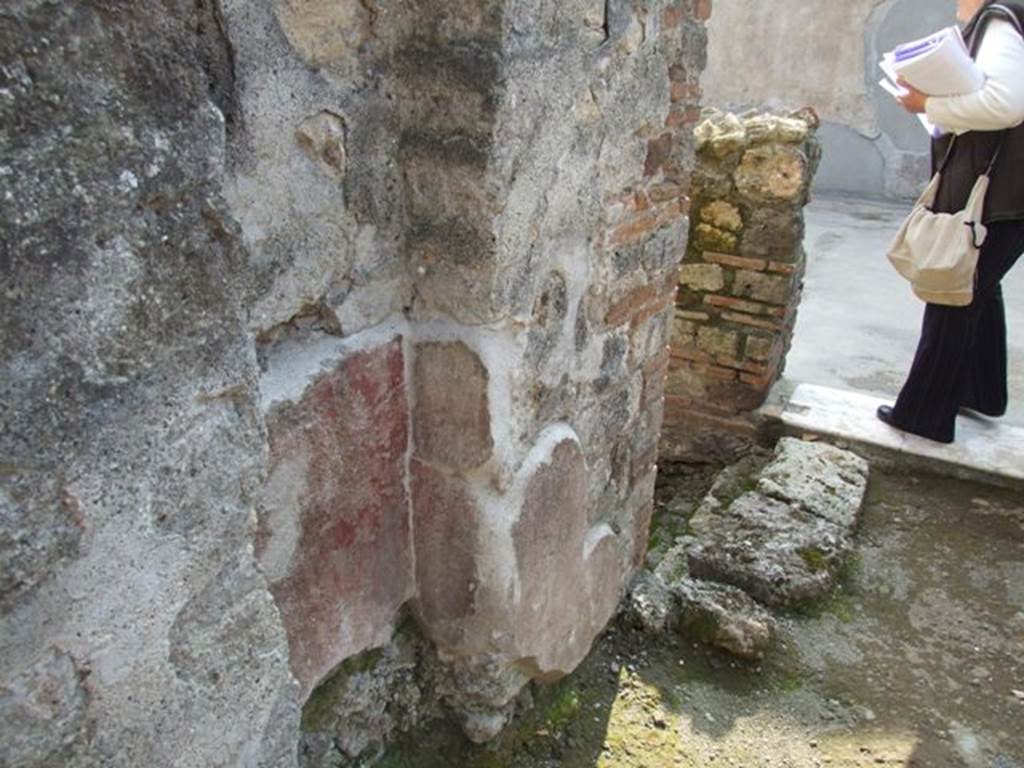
[
  {"left": 663, "top": 4, "right": 685, "bottom": 27},
  {"left": 608, "top": 210, "right": 662, "bottom": 248},
  {"left": 630, "top": 293, "right": 674, "bottom": 331},
  {"left": 715, "top": 356, "right": 770, "bottom": 376},
  {"left": 722, "top": 311, "right": 784, "bottom": 331},
  {"left": 706, "top": 364, "right": 739, "bottom": 381},
  {"left": 671, "top": 344, "right": 711, "bottom": 364},
  {"left": 606, "top": 283, "right": 659, "bottom": 327},
  {"left": 669, "top": 106, "right": 702, "bottom": 126},
  {"left": 767, "top": 260, "right": 800, "bottom": 275},
  {"left": 647, "top": 182, "right": 688, "bottom": 204},
  {"left": 695, "top": 0, "right": 713, "bottom": 21},
  {"left": 704, "top": 294, "right": 770, "bottom": 315},
  {"left": 666, "top": 110, "right": 685, "bottom": 128},
  {"left": 703, "top": 251, "right": 767, "bottom": 271},
  {"left": 644, "top": 133, "right": 674, "bottom": 177},
  {"left": 740, "top": 371, "right": 777, "bottom": 390}
]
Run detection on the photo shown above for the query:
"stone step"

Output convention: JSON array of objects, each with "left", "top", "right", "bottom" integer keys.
[{"left": 772, "top": 383, "right": 1024, "bottom": 490}]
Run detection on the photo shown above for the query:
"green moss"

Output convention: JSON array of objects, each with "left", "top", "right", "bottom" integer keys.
[
  {"left": 788, "top": 552, "right": 860, "bottom": 620},
  {"left": 545, "top": 687, "right": 582, "bottom": 732},
  {"left": 680, "top": 610, "right": 720, "bottom": 645},
  {"left": 798, "top": 546, "right": 829, "bottom": 574},
  {"left": 301, "top": 647, "right": 385, "bottom": 733}
]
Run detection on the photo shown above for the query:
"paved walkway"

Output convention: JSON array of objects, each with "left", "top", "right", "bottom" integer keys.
[{"left": 770, "top": 194, "right": 1024, "bottom": 483}]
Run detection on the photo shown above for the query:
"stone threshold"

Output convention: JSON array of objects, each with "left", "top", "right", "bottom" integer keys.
[{"left": 764, "top": 382, "right": 1024, "bottom": 490}]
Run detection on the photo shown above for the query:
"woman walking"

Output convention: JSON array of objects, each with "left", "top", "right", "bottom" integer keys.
[{"left": 879, "top": 0, "right": 1024, "bottom": 443}]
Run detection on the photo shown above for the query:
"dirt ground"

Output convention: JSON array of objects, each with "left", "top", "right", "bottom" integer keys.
[{"left": 379, "top": 469, "right": 1024, "bottom": 768}]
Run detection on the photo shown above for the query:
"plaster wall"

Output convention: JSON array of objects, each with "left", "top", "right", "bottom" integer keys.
[{"left": 0, "top": 1, "right": 709, "bottom": 765}]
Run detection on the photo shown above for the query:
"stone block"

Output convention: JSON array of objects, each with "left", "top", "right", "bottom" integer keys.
[
  {"left": 700, "top": 200, "right": 743, "bottom": 232},
  {"left": 734, "top": 145, "right": 808, "bottom": 203},
  {"left": 739, "top": 206, "right": 805, "bottom": 260},
  {"left": 674, "top": 576, "right": 775, "bottom": 661},
  {"left": 679, "top": 263, "right": 725, "bottom": 292},
  {"left": 275, "top": 0, "right": 373, "bottom": 67},
  {"left": 744, "top": 334, "right": 775, "bottom": 362},
  {"left": 296, "top": 111, "right": 347, "bottom": 180},
  {"left": 687, "top": 491, "right": 848, "bottom": 607},
  {"left": 696, "top": 326, "right": 739, "bottom": 358},
  {"left": 683, "top": 440, "right": 867, "bottom": 610},
  {"left": 259, "top": 339, "right": 414, "bottom": 696},
  {"left": 413, "top": 342, "right": 493, "bottom": 472},
  {"left": 756, "top": 438, "right": 869, "bottom": 530},
  {"left": 743, "top": 113, "right": 812, "bottom": 145},
  {"left": 694, "top": 111, "right": 748, "bottom": 158},
  {"left": 693, "top": 222, "right": 738, "bottom": 253},
  {"left": 732, "top": 269, "right": 791, "bottom": 305},
  {"left": 625, "top": 570, "right": 675, "bottom": 634}
]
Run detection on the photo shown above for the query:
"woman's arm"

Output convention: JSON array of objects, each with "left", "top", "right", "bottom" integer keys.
[{"left": 925, "top": 19, "right": 1024, "bottom": 133}]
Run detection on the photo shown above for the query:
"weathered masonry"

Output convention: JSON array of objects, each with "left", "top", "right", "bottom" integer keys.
[
  {"left": 661, "top": 109, "right": 820, "bottom": 461},
  {"left": 0, "top": 1, "right": 710, "bottom": 765}
]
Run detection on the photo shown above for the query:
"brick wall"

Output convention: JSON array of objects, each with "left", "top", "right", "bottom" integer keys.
[{"left": 661, "top": 108, "right": 821, "bottom": 461}]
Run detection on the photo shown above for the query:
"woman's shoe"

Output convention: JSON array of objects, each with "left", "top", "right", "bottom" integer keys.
[
  {"left": 875, "top": 404, "right": 955, "bottom": 444},
  {"left": 876, "top": 405, "right": 895, "bottom": 425}
]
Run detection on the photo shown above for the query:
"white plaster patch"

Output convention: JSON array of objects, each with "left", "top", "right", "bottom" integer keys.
[
  {"left": 582, "top": 523, "right": 616, "bottom": 561},
  {"left": 468, "top": 423, "right": 583, "bottom": 612},
  {"left": 257, "top": 320, "right": 406, "bottom": 413}
]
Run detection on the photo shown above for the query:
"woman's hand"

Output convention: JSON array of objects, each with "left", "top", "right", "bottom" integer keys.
[{"left": 896, "top": 78, "right": 929, "bottom": 114}]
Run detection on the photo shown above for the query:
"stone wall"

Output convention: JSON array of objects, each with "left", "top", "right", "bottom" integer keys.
[
  {"left": 0, "top": 1, "right": 710, "bottom": 765},
  {"left": 702, "top": 0, "right": 950, "bottom": 200},
  {"left": 661, "top": 109, "right": 820, "bottom": 462}
]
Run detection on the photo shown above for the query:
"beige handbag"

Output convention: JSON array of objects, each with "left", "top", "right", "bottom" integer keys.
[
  {"left": 887, "top": 2, "right": 1021, "bottom": 307},
  {"left": 886, "top": 136, "right": 1004, "bottom": 307}
]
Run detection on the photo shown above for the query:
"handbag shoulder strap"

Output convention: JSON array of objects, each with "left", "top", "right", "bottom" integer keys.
[
  {"left": 986, "top": 3, "right": 1024, "bottom": 35},
  {"left": 967, "top": 3, "right": 1024, "bottom": 55},
  {"left": 937, "top": 2, "right": 1019, "bottom": 175}
]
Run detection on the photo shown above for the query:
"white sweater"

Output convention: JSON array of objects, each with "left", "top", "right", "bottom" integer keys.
[{"left": 926, "top": 19, "right": 1024, "bottom": 134}]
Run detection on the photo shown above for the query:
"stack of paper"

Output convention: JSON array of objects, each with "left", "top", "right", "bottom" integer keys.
[{"left": 878, "top": 25, "right": 986, "bottom": 136}]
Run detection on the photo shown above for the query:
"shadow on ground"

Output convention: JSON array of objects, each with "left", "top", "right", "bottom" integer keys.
[{"left": 379, "top": 469, "right": 1024, "bottom": 768}]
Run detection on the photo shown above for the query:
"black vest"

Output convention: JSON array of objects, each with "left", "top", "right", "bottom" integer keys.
[{"left": 932, "top": 1, "right": 1024, "bottom": 223}]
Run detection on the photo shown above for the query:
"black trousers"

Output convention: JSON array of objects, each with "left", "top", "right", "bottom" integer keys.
[{"left": 890, "top": 220, "right": 1024, "bottom": 443}]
